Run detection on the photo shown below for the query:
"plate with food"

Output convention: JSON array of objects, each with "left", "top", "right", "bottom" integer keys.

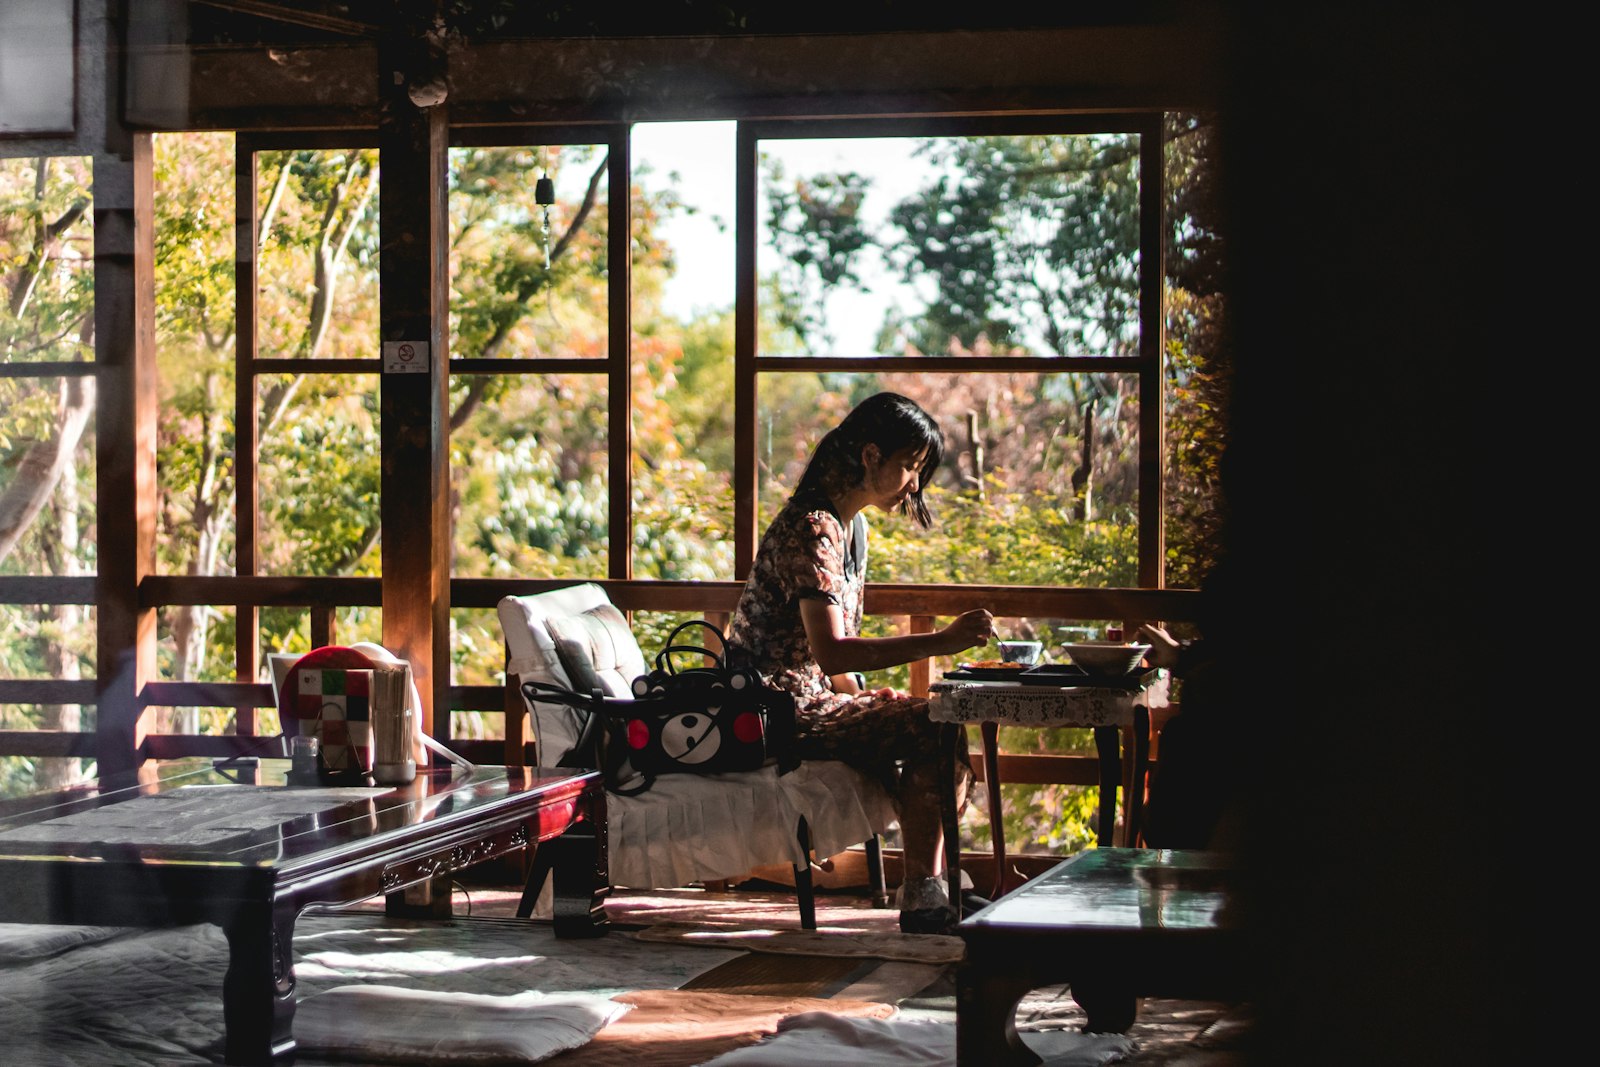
[{"left": 945, "top": 660, "right": 1028, "bottom": 680}]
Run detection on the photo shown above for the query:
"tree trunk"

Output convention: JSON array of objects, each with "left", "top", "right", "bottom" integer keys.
[
  {"left": 0, "top": 377, "right": 95, "bottom": 566},
  {"left": 1071, "top": 402, "right": 1096, "bottom": 522},
  {"left": 35, "top": 434, "right": 85, "bottom": 790}
]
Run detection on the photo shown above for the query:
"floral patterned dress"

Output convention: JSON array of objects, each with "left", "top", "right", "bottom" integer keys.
[{"left": 726, "top": 496, "right": 970, "bottom": 818}]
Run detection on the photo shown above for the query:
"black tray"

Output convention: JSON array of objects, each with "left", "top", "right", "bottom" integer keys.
[{"left": 1018, "top": 664, "right": 1156, "bottom": 689}]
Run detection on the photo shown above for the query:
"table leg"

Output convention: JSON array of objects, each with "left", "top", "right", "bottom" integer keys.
[
  {"left": 981, "top": 721, "right": 1009, "bottom": 900},
  {"left": 940, "top": 722, "right": 963, "bottom": 917},
  {"left": 957, "top": 962, "right": 1043, "bottom": 1066},
  {"left": 1071, "top": 982, "right": 1140, "bottom": 1034},
  {"left": 1128, "top": 704, "right": 1150, "bottom": 848},
  {"left": 549, "top": 786, "right": 610, "bottom": 938},
  {"left": 1093, "top": 726, "right": 1119, "bottom": 846},
  {"left": 222, "top": 903, "right": 298, "bottom": 1065}
]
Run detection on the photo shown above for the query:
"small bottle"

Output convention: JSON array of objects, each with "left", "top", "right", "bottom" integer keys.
[
  {"left": 1105, "top": 624, "right": 1124, "bottom": 643},
  {"left": 289, "top": 734, "right": 320, "bottom": 784}
]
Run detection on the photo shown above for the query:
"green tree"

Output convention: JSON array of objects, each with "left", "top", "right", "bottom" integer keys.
[
  {"left": 761, "top": 161, "right": 875, "bottom": 354},
  {"left": 0, "top": 154, "right": 96, "bottom": 791}
]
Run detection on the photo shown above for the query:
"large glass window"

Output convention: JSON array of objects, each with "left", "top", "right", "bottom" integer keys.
[
  {"left": 758, "top": 132, "right": 1142, "bottom": 360},
  {"left": 1, "top": 153, "right": 97, "bottom": 793}
]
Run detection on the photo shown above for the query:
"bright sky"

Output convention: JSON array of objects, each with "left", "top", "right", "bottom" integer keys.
[{"left": 630, "top": 120, "right": 933, "bottom": 354}]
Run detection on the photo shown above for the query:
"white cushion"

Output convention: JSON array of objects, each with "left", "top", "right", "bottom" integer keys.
[
  {"left": 543, "top": 602, "right": 646, "bottom": 699},
  {"left": 498, "top": 586, "right": 646, "bottom": 765},
  {"left": 294, "top": 985, "right": 630, "bottom": 1065}
]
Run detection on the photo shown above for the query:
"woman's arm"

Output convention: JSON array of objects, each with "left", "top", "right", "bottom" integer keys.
[{"left": 799, "top": 599, "right": 993, "bottom": 677}]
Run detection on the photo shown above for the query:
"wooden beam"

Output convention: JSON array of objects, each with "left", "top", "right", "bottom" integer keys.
[
  {"left": 1137, "top": 112, "right": 1165, "bottom": 589},
  {"left": 377, "top": 23, "right": 452, "bottom": 745},
  {"left": 93, "top": 127, "right": 158, "bottom": 786},
  {"left": 171, "top": 24, "right": 1227, "bottom": 132},
  {"left": 733, "top": 121, "right": 758, "bottom": 576},
  {"left": 608, "top": 126, "right": 633, "bottom": 581},
  {"left": 0, "top": 576, "right": 96, "bottom": 605},
  {"left": 235, "top": 136, "right": 263, "bottom": 732},
  {"left": 141, "top": 575, "right": 380, "bottom": 606}
]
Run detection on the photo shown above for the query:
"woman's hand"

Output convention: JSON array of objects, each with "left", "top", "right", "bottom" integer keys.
[
  {"left": 1137, "top": 623, "right": 1182, "bottom": 670},
  {"left": 941, "top": 609, "right": 995, "bottom": 654}
]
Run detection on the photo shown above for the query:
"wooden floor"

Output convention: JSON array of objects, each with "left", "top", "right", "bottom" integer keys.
[{"left": 354, "top": 876, "right": 1253, "bottom": 1066}]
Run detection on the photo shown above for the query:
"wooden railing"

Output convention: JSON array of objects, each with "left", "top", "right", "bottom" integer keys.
[{"left": 1, "top": 575, "right": 1201, "bottom": 778}]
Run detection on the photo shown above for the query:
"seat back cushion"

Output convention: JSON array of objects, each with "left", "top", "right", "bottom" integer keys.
[{"left": 497, "top": 585, "right": 647, "bottom": 765}]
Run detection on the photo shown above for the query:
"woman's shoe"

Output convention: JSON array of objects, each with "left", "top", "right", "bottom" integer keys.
[
  {"left": 960, "top": 889, "right": 993, "bottom": 913},
  {"left": 896, "top": 876, "right": 958, "bottom": 935},
  {"left": 899, "top": 904, "right": 959, "bottom": 935}
]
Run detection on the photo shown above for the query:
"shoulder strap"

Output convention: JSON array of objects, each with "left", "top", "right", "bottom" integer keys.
[{"left": 848, "top": 512, "right": 868, "bottom": 578}]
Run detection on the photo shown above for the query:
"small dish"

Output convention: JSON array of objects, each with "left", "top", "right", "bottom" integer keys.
[{"left": 996, "top": 640, "right": 1043, "bottom": 666}]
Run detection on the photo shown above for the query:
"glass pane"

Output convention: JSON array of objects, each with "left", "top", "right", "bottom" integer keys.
[
  {"left": 0, "top": 379, "right": 96, "bottom": 577},
  {"left": 1162, "top": 112, "right": 1228, "bottom": 590},
  {"left": 1, "top": 752, "right": 97, "bottom": 799},
  {"left": 451, "top": 710, "right": 504, "bottom": 743},
  {"left": 155, "top": 131, "right": 239, "bottom": 578},
  {"left": 630, "top": 122, "right": 737, "bottom": 582},
  {"left": 632, "top": 364, "right": 735, "bottom": 581},
  {"left": 449, "top": 143, "right": 610, "bottom": 361},
  {"left": 758, "top": 133, "right": 1141, "bottom": 358},
  {"left": 256, "top": 147, "right": 380, "bottom": 360},
  {"left": 756, "top": 372, "right": 1139, "bottom": 589},
  {"left": 449, "top": 373, "right": 608, "bottom": 579},
  {"left": 0, "top": 603, "right": 94, "bottom": 680},
  {"left": 144, "top": 704, "right": 244, "bottom": 737},
  {"left": 0, "top": 155, "right": 94, "bottom": 364},
  {"left": 451, "top": 606, "right": 504, "bottom": 687},
  {"left": 257, "top": 372, "right": 382, "bottom": 577},
  {"left": 258, "top": 606, "right": 383, "bottom": 673},
  {"left": 156, "top": 604, "right": 237, "bottom": 683}
]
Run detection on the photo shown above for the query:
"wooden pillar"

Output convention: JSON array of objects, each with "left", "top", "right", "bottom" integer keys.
[
  {"left": 93, "top": 132, "right": 158, "bottom": 784},
  {"left": 378, "top": 21, "right": 451, "bottom": 744},
  {"left": 733, "top": 122, "right": 759, "bottom": 577},
  {"left": 234, "top": 138, "right": 261, "bottom": 728},
  {"left": 1136, "top": 113, "right": 1166, "bottom": 589},
  {"left": 607, "top": 129, "right": 633, "bottom": 582}
]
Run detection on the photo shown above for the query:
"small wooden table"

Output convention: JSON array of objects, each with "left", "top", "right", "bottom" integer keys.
[
  {"left": 0, "top": 763, "right": 607, "bottom": 1065},
  {"left": 930, "top": 671, "right": 1167, "bottom": 904},
  {"left": 955, "top": 847, "right": 1244, "bottom": 1066}
]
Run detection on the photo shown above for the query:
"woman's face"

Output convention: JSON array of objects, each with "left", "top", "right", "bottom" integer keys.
[{"left": 864, "top": 443, "right": 930, "bottom": 512}]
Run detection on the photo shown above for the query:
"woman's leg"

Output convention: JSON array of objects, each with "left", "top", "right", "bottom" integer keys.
[{"left": 792, "top": 693, "right": 972, "bottom": 883}]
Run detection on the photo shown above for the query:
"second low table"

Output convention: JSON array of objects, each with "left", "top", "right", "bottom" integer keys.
[{"left": 931, "top": 671, "right": 1168, "bottom": 904}]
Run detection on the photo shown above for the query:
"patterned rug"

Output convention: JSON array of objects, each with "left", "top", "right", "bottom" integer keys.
[{"left": 634, "top": 920, "right": 966, "bottom": 965}]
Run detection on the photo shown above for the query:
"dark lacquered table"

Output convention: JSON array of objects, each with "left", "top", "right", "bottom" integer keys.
[
  {"left": 956, "top": 847, "right": 1244, "bottom": 1066},
  {"left": 0, "top": 762, "right": 608, "bottom": 1065}
]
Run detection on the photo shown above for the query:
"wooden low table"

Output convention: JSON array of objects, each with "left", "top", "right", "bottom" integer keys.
[
  {"left": 0, "top": 763, "right": 608, "bottom": 1065},
  {"left": 956, "top": 847, "right": 1244, "bottom": 1066}
]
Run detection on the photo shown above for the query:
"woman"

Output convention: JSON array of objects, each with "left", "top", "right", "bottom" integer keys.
[{"left": 726, "top": 392, "right": 994, "bottom": 934}]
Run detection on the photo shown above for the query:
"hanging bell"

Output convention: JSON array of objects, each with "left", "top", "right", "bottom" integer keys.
[{"left": 535, "top": 175, "right": 555, "bottom": 205}]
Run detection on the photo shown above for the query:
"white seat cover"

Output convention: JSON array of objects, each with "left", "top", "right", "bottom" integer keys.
[{"left": 498, "top": 586, "right": 896, "bottom": 889}]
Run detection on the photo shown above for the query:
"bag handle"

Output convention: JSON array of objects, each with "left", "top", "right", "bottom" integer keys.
[
  {"left": 521, "top": 678, "right": 656, "bottom": 794},
  {"left": 655, "top": 620, "right": 728, "bottom": 673}
]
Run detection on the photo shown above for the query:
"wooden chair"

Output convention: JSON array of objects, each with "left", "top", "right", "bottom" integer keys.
[{"left": 498, "top": 583, "right": 896, "bottom": 928}]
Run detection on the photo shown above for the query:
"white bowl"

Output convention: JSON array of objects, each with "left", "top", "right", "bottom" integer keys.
[{"left": 1061, "top": 642, "right": 1150, "bottom": 675}]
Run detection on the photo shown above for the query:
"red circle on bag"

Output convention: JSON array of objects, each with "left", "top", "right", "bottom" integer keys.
[
  {"left": 733, "top": 711, "right": 763, "bottom": 743},
  {"left": 627, "top": 718, "right": 651, "bottom": 749}
]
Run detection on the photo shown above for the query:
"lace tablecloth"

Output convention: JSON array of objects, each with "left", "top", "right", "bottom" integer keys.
[{"left": 927, "top": 671, "right": 1169, "bottom": 727}]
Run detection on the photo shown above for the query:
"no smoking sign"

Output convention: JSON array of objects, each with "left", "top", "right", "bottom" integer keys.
[{"left": 382, "top": 340, "right": 430, "bottom": 374}]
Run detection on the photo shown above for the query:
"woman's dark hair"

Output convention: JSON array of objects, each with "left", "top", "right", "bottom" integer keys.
[{"left": 793, "top": 392, "right": 945, "bottom": 527}]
